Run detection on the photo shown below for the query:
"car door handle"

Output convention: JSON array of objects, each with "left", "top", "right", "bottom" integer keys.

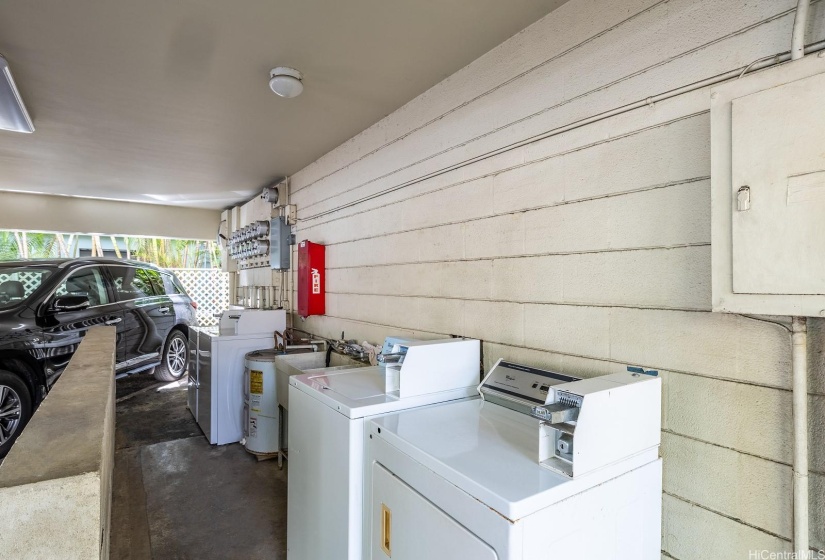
[
  {"left": 159, "top": 307, "right": 170, "bottom": 314},
  {"left": 105, "top": 317, "right": 122, "bottom": 325}
]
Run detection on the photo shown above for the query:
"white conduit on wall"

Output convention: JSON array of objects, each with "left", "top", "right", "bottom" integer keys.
[
  {"left": 792, "top": 0, "right": 812, "bottom": 60},
  {"left": 792, "top": 317, "right": 809, "bottom": 557},
  {"left": 791, "top": 1, "right": 811, "bottom": 555}
]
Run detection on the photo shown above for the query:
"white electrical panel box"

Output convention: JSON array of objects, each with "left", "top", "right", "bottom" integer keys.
[{"left": 711, "top": 54, "right": 825, "bottom": 316}]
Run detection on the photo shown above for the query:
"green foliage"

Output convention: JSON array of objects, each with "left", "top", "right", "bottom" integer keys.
[
  {"left": 126, "top": 237, "right": 221, "bottom": 268},
  {"left": 0, "top": 231, "right": 61, "bottom": 259},
  {"left": 0, "top": 232, "right": 19, "bottom": 260},
  {"left": 0, "top": 230, "right": 222, "bottom": 269}
]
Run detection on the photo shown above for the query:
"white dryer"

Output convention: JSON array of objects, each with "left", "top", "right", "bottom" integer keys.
[
  {"left": 365, "top": 360, "right": 663, "bottom": 560},
  {"left": 286, "top": 338, "right": 481, "bottom": 560}
]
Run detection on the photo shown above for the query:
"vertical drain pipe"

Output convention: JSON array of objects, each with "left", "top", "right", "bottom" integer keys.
[
  {"left": 792, "top": 317, "right": 809, "bottom": 557},
  {"left": 790, "top": 3, "right": 810, "bottom": 554},
  {"left": 792, "top": 0, "right": 810, "bottom": 60}
]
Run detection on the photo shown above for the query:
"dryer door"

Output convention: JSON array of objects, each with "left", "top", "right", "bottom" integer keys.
[{"left": 371, "top": 463, "right": 498, "bottom": 560}]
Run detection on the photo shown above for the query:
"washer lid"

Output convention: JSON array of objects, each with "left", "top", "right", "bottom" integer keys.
[{"left": 369, "top": 399, "right": 660, "bottom": 520}]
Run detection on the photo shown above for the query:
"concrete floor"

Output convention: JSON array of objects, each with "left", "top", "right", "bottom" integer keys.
[{"left": 111, "top": 373, "right": 288, "bottom": 559}]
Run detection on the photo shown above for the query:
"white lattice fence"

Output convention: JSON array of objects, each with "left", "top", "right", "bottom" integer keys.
[
  {"left": 169, "top": 268, "right": 228, "bottom": 327},
  {"left": 0, "top": 272, "right": 44, "bottom": 297}
]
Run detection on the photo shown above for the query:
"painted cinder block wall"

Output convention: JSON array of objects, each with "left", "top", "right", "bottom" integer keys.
[{"left": 289, "top": 0, "right": 825, "bottom": 557}]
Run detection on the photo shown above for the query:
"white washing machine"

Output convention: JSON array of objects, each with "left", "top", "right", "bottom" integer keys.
[
  {"left": 365, "top": 360, "right": 663, "bottom": 560},
  {"left": 286, "top": 338, "right": 481, "bottom": 560}
]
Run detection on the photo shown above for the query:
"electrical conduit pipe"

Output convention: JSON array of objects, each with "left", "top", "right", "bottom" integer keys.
[
  {"left": 792, "top": 317, "right": 809, "bottom": 557},
  {"left": 792, "top": 0, "right": 811, "bottom": 60},
  {"left": 791, "top": 1, "right": 811, "bottom": 554}
]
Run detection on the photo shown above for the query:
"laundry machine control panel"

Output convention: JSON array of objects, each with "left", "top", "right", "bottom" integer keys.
[{"left": 478, "top": 360, "right": 579, "bottom": 410}]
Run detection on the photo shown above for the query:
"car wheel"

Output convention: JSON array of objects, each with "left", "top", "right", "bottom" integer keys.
[
  {"left": 0, "top": 370, "right": 32, "bottom": 457},
  {"left": 154, "top": 331, "right": 188, "bottom": 382}
]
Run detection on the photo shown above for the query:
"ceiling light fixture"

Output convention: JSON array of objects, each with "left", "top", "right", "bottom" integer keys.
[
  {"left": 0, "top": 55, "right": 34, "bottom": 133},
  {"left": 269, "top": 67, "right": 303, "bottom": 99}
]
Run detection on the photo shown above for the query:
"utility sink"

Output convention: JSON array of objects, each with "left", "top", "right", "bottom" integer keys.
[
  {"left": 274, "top": 351, "right": 368, "bottom": 459},
  {"left": 274, "top": 351, "right": 367, "bottom": 411}
]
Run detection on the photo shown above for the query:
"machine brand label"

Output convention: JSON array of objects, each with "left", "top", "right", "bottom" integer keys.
[
  {"left": 250, "top": 370, "right": 264, "bottom": 394},
  {"left": 532, "top": 406, "right": 550, "bottom": 420},
  {"left": 311, "top": 268, "right": 321, "bottom": 294}
]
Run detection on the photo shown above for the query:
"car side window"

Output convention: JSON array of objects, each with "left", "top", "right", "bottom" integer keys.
[
  {"left": 161, "top": 273, "right": 184, "bottom": 295},
  {"left": 138, "top": 269, "right": 164, "bottom": 296},
  {"left": 0, "top": 269, "right": 52, "bottom": 304},
  {"left": 108, "top": 266, "right": 158, "bottom": 301},
  {"left": 54, "top": 267, "right": 109, "bottom": 307}
]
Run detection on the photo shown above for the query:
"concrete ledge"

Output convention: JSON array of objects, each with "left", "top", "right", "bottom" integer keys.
[{"left": 0, "top": 326, "right": 116, "bottom": 559}]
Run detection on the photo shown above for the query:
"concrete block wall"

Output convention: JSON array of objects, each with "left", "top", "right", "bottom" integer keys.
[
  {"left": 0, "top": 327, "right": 116, "bottom": 559},
  {"left": 289, "top": 0, "right": 825, "bottom": 557}
]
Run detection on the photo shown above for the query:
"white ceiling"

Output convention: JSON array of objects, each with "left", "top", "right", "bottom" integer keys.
[{"left": 0, "top": 0, "right": 567, "bottom": 209}]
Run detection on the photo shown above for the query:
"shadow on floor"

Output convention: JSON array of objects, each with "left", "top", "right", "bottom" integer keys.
[{"left": 111, "top": 372, "right": 287, "bottom": 559}]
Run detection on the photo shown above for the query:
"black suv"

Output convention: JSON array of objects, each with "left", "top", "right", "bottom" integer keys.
[{"left": 0, "top": 258, "right": 198, "bottom": 455}]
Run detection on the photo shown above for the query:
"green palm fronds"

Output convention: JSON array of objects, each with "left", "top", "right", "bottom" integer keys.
[{"left": 0, "top": 230, "right": 222, "bottom": 269}]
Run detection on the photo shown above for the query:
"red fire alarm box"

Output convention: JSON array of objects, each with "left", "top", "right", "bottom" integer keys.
[{"left": 298, "top": 240, "right": 325, "bottom": 318}]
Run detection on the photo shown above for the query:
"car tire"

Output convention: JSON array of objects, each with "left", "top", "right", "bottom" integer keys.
[
  {"left": 154, "top": 331, "right": 188, "bottom": 382},
  {"left": 0, "top": 370, "right": 32, "bottom": 458}
]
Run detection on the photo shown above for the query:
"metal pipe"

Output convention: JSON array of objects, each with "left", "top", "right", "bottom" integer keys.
[
  {"left": 792, "top": 0, "right": 811, "bottom": 60},
  {"left": 300, "top": 40, "right": 825, "bottom": 223},
  {"left": 790, "top": 6, "right": 812, "bottom": 547},
  {"left": 792, "top": 316, "right": 809, "bottom": 556}
]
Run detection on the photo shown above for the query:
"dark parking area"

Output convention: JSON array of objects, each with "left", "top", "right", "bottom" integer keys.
[{"left": 111, "top": 373, "right": 288, "bottom": 559}]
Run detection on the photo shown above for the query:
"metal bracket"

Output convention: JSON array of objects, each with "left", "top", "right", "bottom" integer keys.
[
  {"left": 531, "top": 403, "right": 579, "bottom": 424},
  {"left": 627, "top": 366, "right": 659, "bottom": 377},
  {"left": 285, "top": 204, "right": 297, "bottom": 225}
]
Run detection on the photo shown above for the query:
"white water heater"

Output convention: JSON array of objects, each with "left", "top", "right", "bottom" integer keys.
[{"left": 243, "top": 349, "right": 281, "bottom": 456}]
